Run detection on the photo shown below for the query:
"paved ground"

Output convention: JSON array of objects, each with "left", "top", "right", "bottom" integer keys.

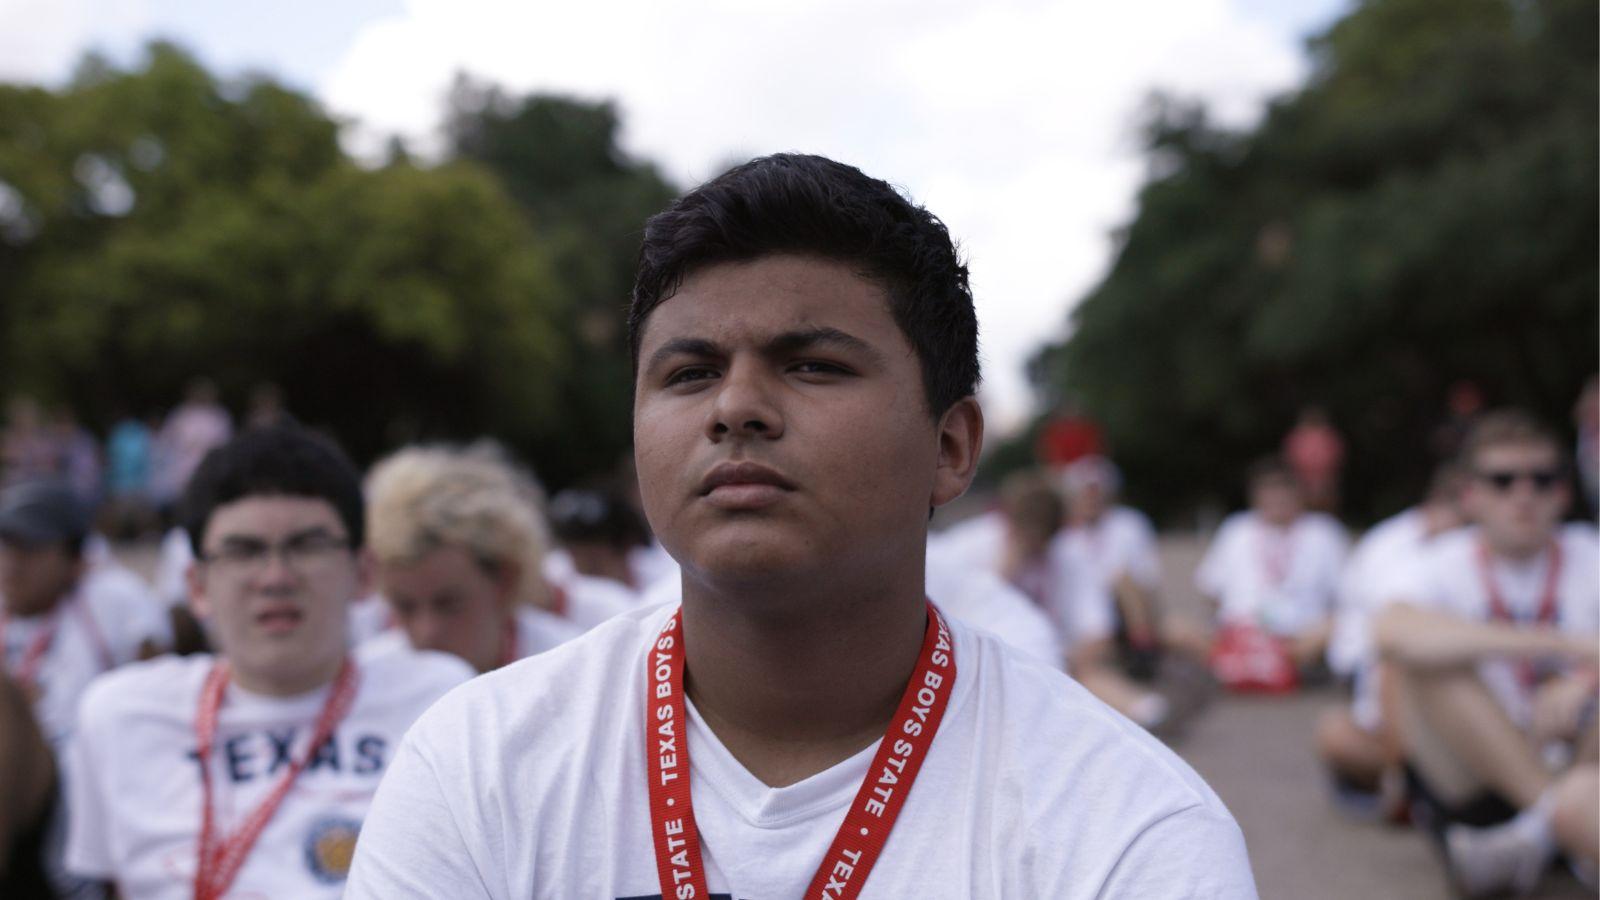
[{"left": 1155, "top": 537, "right": 1589, "bottom": 899}]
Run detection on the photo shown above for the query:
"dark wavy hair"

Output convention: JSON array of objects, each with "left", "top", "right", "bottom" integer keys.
[
  {"left": 181, "top": 423, "right": 365, "bottom": 555},
  {"left": 628, "top": 153, "right": 980, "bottom": 416}
]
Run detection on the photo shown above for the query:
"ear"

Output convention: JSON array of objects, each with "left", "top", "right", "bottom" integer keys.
[
  {"left": 185, "top": 561, "right": 210, "bottom": 621},
  {"left": 492, "top": 560, "right": 524, "bottom": 610},
  {"left": 931, "top": 397, "right": 984, "bottom": 510},
  {"left": 352, "top": 547, "right": 376, "bottom": 600}
]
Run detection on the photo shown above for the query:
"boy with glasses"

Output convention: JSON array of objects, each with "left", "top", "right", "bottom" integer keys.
[
  {"left": 1376, "top": 409, "right": 1598, "bottom": 896},
  {"left": 62, "top": 424, "right": 472, "bottom": 898}
]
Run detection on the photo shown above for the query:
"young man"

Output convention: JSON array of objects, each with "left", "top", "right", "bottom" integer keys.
[
  {"left": 1375, "top": 411, "right": 1598, "bottom": 896},
  {"left": 63, "top": 424, "right": 473, "bottom": 898},
  {"left": 348, "top": 154, "right": 1253, "bottom": 897},
  {"left": 1, "top": 479, "right": 167, "bottom": 748},
  {"left": 362, "top": 444, "right": 629, "bottom": 671},
  {"left": 1316, "top": 462, "right": 1465, "bottom": 800},
  {"left": 1197, "top": 456, "right": 1348, "bottom": 684}
]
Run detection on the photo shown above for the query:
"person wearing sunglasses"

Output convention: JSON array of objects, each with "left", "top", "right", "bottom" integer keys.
[
  {"left": 61, "top": 424, "right": 473, "bottom": 898},
  {"left": 1376, "top": 409, "right": 1598, "bottom": 896}
]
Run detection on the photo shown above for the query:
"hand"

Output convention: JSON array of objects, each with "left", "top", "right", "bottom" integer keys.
[{"left": 1531, "top": 673, "right": 1598, "bottom": 743}]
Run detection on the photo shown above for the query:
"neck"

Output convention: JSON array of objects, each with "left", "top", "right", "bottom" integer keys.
[
  {"left": 679, "top": 562, "right": 929, "bottom": 788},
  {"left": 1419, "top": 503, "right": 1455, "bottom": 537},
  {"left": 1485, "top": 533, "right": 1553, "bottom": 564},
  {"left": 230, "top": 652, "right": 344, "bottom": 698}
]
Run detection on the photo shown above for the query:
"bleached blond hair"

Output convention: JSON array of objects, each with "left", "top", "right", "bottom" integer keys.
[{"left": 365, "top": 442, "right": 552, "bottom": 607}]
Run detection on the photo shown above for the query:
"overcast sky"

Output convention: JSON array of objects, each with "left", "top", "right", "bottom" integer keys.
[{"left": 2, "top": 0, "right": 1348, "bottom": 432}]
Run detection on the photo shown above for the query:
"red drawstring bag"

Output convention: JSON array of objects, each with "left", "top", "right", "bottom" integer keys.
[{"left": 1209, "top": 623, "right": 1299, "bottom": 694}]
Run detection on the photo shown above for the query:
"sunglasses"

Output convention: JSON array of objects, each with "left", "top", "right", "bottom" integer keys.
[{"left": 1476, "top": 468, "right": 1563, "bottom": 493}]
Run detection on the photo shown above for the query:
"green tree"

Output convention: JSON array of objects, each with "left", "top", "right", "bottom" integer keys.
[
  {"left": 1030, "top": 0, "right": 1597, "bottom": 520},
  {"left": 444, "top": 77, "right": 679, "bottom": 485},
  {"left": 0, "top": 44, "right": 572, "bottom": 468}
]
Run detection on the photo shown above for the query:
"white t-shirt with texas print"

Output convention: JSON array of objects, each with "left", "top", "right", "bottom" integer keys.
[
  {"left": 346, "top": 603, "right": 1256, "bottom": 899},
  {"left": 62, "top": 642, "right": 473, "bottom": 899}
]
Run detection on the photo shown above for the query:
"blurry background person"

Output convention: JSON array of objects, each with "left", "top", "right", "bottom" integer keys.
[
  {"left": 545, "top": 487, "right": 652, "bottom": 592},
  {"left": 932, "top": 468, "right": 1070, "bottom": 608},
  {"left": 0, "top": 479, "right": 167, "bottom": 748},
  {"left": 1574, "top": 375, "right": 1598, "bottom": 517},
  {"left": 63, "top": 424, "right": 473, "bottom": 897},
  {"left": 1198, "top": 457, "right": 1348, "bottom": 688},
  {"left": 1317, "top": 461, "right": 1466, "bottom": 810},
  {"left": 101, "top": 412, "right": 157, "bottom": 540},
  {"left": 151, "top": 378, "right": 232, "bottom": 523},
  {"left": 1376, "top": 410, "right": 1598, "bottom": 896},
  {"left": 363, "top": 444, "right": 633, "bottom": 673},
  {"left": 1283, "top": 407, "right": 1345, "bottom": 514}
]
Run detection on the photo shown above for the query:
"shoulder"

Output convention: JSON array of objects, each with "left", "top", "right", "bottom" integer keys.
[
  {"left": 1299, "top": 513, "right": 1349, "bottom": 545},
  {"left": 1109, "top": 506, "right": 1156, "bottom": 537},
  {"left": 1560, "top": 522, "right": 1599, "bottom": 563},
  {"left": 950, "top": 620, "right": 1233, "bottom": 822},
  {"left": 403, "top": 604, "right": 665, "bottom": 760},
  {"left": 77, "top": 653, "right": 210, "bottom": 734},
  {"left": 562, "top": 573, "right": 638, "bottom": 621},
  {"left": 356, "top": 643, "right": 476, "bottom": 710},
  {"left": 1213, "top": 512, "right": 1254, "bottom": 542},
  {"left": 79, "top": 564, "right": 159, "bottom": 613}
]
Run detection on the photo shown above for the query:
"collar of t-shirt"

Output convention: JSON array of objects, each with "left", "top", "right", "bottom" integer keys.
[{"left": 683, "top": 694, "right": 880, "bottom": 830}]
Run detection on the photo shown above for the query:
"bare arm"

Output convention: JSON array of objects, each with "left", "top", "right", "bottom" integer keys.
[{"left": 1374, "top": 603, "right": 1596, "bottom": 671}]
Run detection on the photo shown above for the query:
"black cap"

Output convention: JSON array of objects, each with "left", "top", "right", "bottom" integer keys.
[{"left": 0, "top": 480, "right": 90, "bottom": 548}]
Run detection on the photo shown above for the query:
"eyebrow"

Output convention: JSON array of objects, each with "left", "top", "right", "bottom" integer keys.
[
  {"left": 644, "top": 326, "right": 886, "bottom": 374},
  {"left": 211, "top": 525, "right": 343, "bottom": 548}
]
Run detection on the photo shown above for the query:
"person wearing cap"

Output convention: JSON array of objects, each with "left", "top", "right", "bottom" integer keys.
[
  {"left": 0, "top": 479, "right": 167, "bottom": 748},
  {"left": 1, "top": 478, "right": 168, "bottom": 898}
]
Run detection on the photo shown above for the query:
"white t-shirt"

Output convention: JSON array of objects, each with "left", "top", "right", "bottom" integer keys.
[
  {"left": 923, "top": 556, "right": 1065, "bottom": 668},
  {"left": 550, "top": 572, "right": 638, "bottom": 632},
  {"left": 930, "top": 511, "right": 1113, "bottom": 650},
  {"left": 357, "top": 604, "right": 583, "bottom": 666},
  {"left": 1195, "top": 511, "right": 1349, "bottom": 636},
  {"left": 63, "top": 643, "right": 472, "bottom": 899},
  {"left": 1327, "top": 509, "right": 1437, "bottom": 730},
  {"left": 1381, "top": 524, "right": 1600, "bottom": 728},
  {"left": 3, "top": 567, "right": 168, "bottom": 748},
  {"left": 1060, "top": 506, "right": 1162, "bottom": 592},
  {"left": 346, "top": 603, "right": 1256, "bottom": 898}
]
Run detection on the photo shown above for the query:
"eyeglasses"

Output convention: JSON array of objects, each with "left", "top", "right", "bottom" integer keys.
[
  {"left": 1476, "top": 468, "right": 1563, "bottom": 493},
  {"left": 199, "top": 530, "right": 352, "bottom": 578}
]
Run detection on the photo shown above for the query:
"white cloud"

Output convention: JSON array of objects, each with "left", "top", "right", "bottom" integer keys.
[
  {"left": 323, "top": 1, "right": 1305, "bottom": 431},
  {"left": 0, "top": 0, "right": 151, "bottom": 83}
]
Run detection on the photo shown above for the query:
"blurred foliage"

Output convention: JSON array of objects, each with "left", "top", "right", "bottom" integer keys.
[
  {"left": 0, "top": 43, "right": 677, "bottom": 485},
  {"left": 1027, "top": 0, "right": 1598, "bottom": 522}
]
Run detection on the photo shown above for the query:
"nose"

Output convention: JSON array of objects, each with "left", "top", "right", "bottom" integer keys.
[
  {"left": 250, "top": 548, "right": 299, "bottom": 592},
  {"left": 706, "top": 357, "right": 784, "bottom": 442}
]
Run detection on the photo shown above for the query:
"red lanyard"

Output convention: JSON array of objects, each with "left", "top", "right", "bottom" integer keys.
[
  {"left": 0, "top": 607, "right": 61, "bottom": 691},
  {"left": 645, "top": 601, "right": 956, "bottom": 900},
  {"left": 0, "top": 595, "right": 111, "bottom": 692},
  {"left": 1477, "top": 541, "right": 1563, "bottom": 689},
  {"left": 1477, "top": 541, "right": 1563, "bottom": 626},
  {"left": 193, "top": 658, "right": 358, "bottom": 900},
  {"left": 1258, "top": 523, "right": 1294, "bottom": 587}
]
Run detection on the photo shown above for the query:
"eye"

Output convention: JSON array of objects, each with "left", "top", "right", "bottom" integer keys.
[
  {"left": 665, "top": 366, "right": 718, "bottom": 387},
  {"left": 790, "top": 360, "right": 851, "bottom": 377}
]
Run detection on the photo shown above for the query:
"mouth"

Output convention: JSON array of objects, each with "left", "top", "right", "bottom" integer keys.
[
  {"left": 254, "top": 607, "right": 305, "bottom": 634},
  {"left": 699, "top": 461, "right": 796, "bottom": 510}
]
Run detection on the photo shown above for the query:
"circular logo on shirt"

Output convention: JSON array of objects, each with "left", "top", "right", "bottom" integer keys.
[{"left": 304, "top": 816, "right": 361, "bottom": 883}]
